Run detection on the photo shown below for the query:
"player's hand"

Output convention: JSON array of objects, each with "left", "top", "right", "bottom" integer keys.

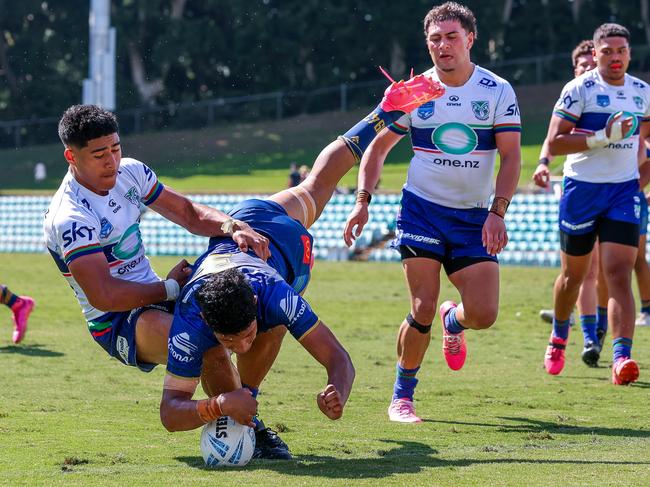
[
  {"left": 532, "top": 164, "right": 551, "bottom": 188},
  {"left": 606, "top": 111, "right": 634, "bottom": 141},
  {"left": 232, "top": 222, "right": 271, "bottom": 261},
  {"left": 482, "top": 212, "right": 508, "bottom": 256},
  {"left": 316, "top": 384, "right": 344, "bottom": 420},
  {"left": 218, "top": 388, "right": 258, "bottom": 427},
  {"left": 166, "top": 259, "right": 193, "bottom": 288},
  {"left": 343, "top": 203, "right": 369, "bottom": 247}
]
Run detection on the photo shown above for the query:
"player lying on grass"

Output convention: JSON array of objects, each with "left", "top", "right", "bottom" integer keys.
[{"left": 159, "top": 72, "right": 445, "bottom": 459}]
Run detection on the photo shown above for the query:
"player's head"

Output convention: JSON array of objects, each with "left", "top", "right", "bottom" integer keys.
[
  {"left": 58, "top": 105, "right": 121, "bottom": 195},
  {"left": 571, "top": 40, "right": 595, "bottom": 77},
  {"left": 592, "top": 23, "right": 630, "bottom": 82},
  {"left": 197, "top": 268, "right": 258, "bottom": 354},
  {"left": 423, "top": 2, "right": 476, "bottom": 73}
]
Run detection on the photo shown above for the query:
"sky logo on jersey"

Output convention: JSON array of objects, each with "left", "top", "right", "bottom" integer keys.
[
  {"left": 471, "top": 100, "right": 489, "bottom": 120},
  {"left": 62, "top": 222, "right": 95, "bottom": 248},
  {"left": 596, "top": 95, "right": 610, "bottom": 107},
  {"left": 417, "top": 101, "right": 435, "bottom": 120},
  {"left": 479, "top": 77, "right": 497, "bottom": 88},
  {"left": 99, "top": 217, "right": 114, "bottom": 239},
  {"left": 280, "top": 292, "right": 306, "bottom": 324},
  {"left": 432, "top": 122, "right": 478, "bottom": 155}
]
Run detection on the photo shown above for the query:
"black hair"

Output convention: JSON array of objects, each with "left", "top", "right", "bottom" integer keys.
[
  {"left": 571, "top": 40, "right": 594, "bottom": 68},
  {"left": 58, "top": 104, "right": 119, "bottom": 148},
  {"left": 424, "top": 2, "right": 477, "bottom": 38},
  {"left": 593, "top": 23, "right": 630, "bottom": 46},
  {"left": 196, "top": 268, "right": 257, "bottom": 335}
]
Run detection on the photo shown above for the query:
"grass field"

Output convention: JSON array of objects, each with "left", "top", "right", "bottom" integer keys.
[{"left": 1, "top": 253, "right": 649, "bottom": 486}]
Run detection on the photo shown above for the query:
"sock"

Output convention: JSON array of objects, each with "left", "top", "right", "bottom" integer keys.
[
  {"left": 580, "top": 315, "right": 598, "bottom": 345},
  {"left": 444, "top": 306, "right": 466, "bottom": 334},
  {"left": 340, "top": 107, "right": 403, "bottom": 161},
  {"left": 612, "top": 337, "right": 632, "bottom": 361},
  {"left": 552, "top": 317, "right": 571, "bottom": 340},
  {"left": 0, "top": 285, "right": 18, "bottom": 308},
  {"left": 392, "top": 363, "right": 420, "bottom": 401},
  {"left": 597, "top": 306, "right": 608, "bottom": 335},
  {"left": 641, "top": 299, "right": 650, "bottom": 314},
  {"left": 242, "top": 384, "right": 262, "bottom": 430}
]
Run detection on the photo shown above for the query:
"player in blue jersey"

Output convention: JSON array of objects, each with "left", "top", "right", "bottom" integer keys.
[
  {"left": 45, "top": 105, "right": 271, "bottom": 374},
  {"left": 541, "top": 23, "right": 650, "bottom": 385},
  {"left": 344, "top": 2, "right": 521, "bottom": 423},
  {"left": 158, "top": 74, "right": 446, "bottom": 459}
]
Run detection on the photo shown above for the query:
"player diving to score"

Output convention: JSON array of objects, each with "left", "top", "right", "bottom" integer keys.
[{"left": 159, "top": 72, "right": 446, "bottom": 458}]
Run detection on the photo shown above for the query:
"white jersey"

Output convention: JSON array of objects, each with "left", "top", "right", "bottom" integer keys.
[
  {"left": 554, "top": 70, "right": 650, "bottom": 183},
  {"left": 44, "top": 158, "right": 164, "bottom": 321},
  {"left": 389, "top": 65, "right": 521, "bottom": 209}
]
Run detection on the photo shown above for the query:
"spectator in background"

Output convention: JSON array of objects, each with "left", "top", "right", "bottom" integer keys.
[
  {"left": 34, "top": 162, "right": 47, "bottom": 183},
  {"left": 299, "top": 165, "right": 310, "bottom": 183},
  {"left": 287, "top": 163, "right": 301, "bottom": 188}
]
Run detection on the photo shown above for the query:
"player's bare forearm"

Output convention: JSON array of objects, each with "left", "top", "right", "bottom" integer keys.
[
  {"left": 547, "top": 133, "right": 590, "bottom": 156},
  {"left": 494, "top": 132, "right": 521, "bottom": 201},
  {"left": 160, "top": 389, "right": 209, "bottom": 432},
  {"left": 358, "top": 130, "right": 402, "bottom": 192},
  {"left": 301, "top": 322, "right": 356, "bottom": 410}
]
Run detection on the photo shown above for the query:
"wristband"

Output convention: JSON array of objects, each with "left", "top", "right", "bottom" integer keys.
[
  {"left": 586, "top": 128, "right": 609, "bottom": 149},
  {"left": 196, "top": 395, "right": 223, "bottom": 423},
  {"left": 538, "top": 157, "right": 550, "bottom": 166},
  {"left": 220, "top": 218, "right": 240, "bottom": 236},
  {"left": 356, "top": 189, "right": 372, "bottom": 204},
  {"left": 163, "top": 279, "right": 180, "bottom": 301},
  {"left": 489, "top": 196, "right": 510, "bottom": 219}
]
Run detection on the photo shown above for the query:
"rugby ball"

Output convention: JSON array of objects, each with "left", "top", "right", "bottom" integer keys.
[{"left": 200, "top": 416, "right": 256, "bottom": 467}]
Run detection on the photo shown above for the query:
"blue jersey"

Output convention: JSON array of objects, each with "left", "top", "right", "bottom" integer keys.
[{"left": 166, "top": 201, "right": 319, "bottom": 379}]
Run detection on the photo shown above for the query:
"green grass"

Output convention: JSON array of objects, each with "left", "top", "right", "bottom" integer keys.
[
  {"left": 0, "top": 109, "right": 553, "bottom": 195},
  {"left": 1, "top": 254, "right": 649, "bottom": 486}
]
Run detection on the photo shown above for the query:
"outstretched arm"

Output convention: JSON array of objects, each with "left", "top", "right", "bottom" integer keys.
[
  {"left": 299, "top": 322, "right": 355, "bottom": 420},
  {"left": 149, "top": 187, "right": 270, "bottom": 260}
]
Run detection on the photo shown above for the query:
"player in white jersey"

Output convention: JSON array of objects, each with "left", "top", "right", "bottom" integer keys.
[
  {"left": 343, "top": 2, "right": 521, "bottom": 423},
  {"left": 44, "top": 105, "right": 270, "bottom": 375},
  {"left": 541, "top": 23, "right": 650, "bottom": 385}
]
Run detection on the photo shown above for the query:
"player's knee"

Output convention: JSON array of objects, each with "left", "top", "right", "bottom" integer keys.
[
  {"left": 558, "top": 271, "right": 584, "bottom": 291},
  {"left": 465, "top": 305, "right": 498, "bottom": 330},
  {"left": 406, "top": 313, "right": 432, "bottom": 334}
]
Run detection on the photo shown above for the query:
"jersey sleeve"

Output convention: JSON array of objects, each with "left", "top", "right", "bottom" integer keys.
[
  {"left": 259, "top": 279, "right": 319, "bottom": 341},
  {"left": 493, "top": 83, "right": 522, "bottom": 134},
  {"left": 50, "top": 208, "right": 103, "bottom": 265},
  {"left": 552, "top": 80, "right": 583, "bottom": 125},
  {"left": 387, "top": 112, "right": 412, "bottom": 135},
  {"left": 120, "top": 158, "right": 164, "bottom": 206},
  {"left": 166, "top": 282, "right": 218, "bottom": 379}
]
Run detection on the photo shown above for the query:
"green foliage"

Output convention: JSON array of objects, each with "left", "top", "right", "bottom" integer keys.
[{"left": 1, "top": 254, "right": 650, "bottom": 485}]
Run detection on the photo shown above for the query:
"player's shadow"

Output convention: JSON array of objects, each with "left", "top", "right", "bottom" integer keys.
[
  {"left": 175, "top": 438, "right": 650, "bottom": 478},
  {"left": 0, "top": 343, "right": 64, "bottom": 357},
  {"left": 425, "top": 416, "right": 650, "bottom": 438}
]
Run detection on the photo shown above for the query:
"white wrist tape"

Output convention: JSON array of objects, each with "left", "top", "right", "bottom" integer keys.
[
  {"left": 586, "top": 128, "right": 610, "bottom": 149},
  {"left": 164, "top": 279, "right": 180, "bottom": 301}
]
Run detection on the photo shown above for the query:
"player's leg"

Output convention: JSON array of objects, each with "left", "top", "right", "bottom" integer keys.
[
  {"left": 634, "top": 234, "right": 650, "bottom": 327},
  {"left": 134, "top": 309, "right": 174, "bottom": 365},
  {"left": 447, "top": 261, "right": 500, "bottom": 330},
  {"left": 0, "top": 284, "right": 34, "bottom": 344},
  {"left": 576, "top": 248, "right": 600, "bottom": 366},
  {"left": 389, "top": 255, "right": 442, "bottom": 423},
  {"left": 596, "top": 246, "right": 609, "bottom": 347},
  {"left": 235, "top": 326, "right": 291, "bottom": 459}
]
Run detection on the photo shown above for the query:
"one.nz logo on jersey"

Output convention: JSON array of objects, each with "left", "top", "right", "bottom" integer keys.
[
  {"left": 471, "top": 100, "right": 489, "bottom": 121},
  {"left": 417, "top": 101, "right": 435, "bottom": 120}
]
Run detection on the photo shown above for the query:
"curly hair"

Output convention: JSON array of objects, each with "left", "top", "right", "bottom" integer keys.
[
  {"left": 593, "top": 23, "right": 630, "bottom": 46},
  {"left": 58, "top": 104, "right": 119, "bottom": 148},
  {"left": 571, "top": 40, "right": 594, "bottom": 68},
  {"left": 423, "top": 2, "right": 477, "bottom": 38},
  {"left": 196, "top": 268, "right": 257, "bottom": 335}
]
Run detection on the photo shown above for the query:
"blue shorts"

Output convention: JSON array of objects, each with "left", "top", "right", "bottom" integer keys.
[
  {"left": 559, "top": 178, "right": 640, "bottom": 235},
  {"left": 87, "top": 301, "right": 175, "bottom": 372},
  {"left": 211, "top": 199, "right": 314, "bottom": 294},
  {"left": 391, "top": 189, "right": 496, "bottom": 270},
  {"left": 639, "top": 190, "right": 648, "bottom": 236}
]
